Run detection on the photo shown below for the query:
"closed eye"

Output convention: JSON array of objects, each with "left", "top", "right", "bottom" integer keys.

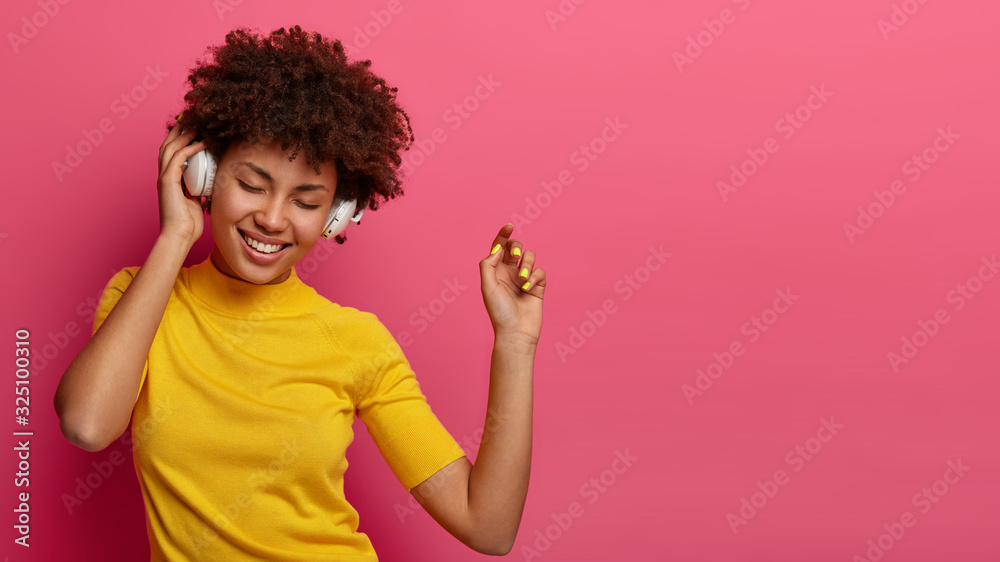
[
  {"left": 238, "top": 180, "right": 262, "bottom": 193},
  {"left": 238, "top": 180, "right": 320, "bottom": 209}
]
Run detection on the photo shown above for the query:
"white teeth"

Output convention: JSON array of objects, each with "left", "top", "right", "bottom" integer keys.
[{"left": 243, "top": 233, "right": 285, "bottom": 254}]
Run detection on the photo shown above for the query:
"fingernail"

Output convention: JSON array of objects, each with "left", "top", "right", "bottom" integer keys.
[
  {"left": 491, "top": 243, "right": 502, "bottom": 255},
  {"left": 520, "top": 267, "right": 529, "bottom": 278},
  {"left": 512, "top": 247, "right": 521, "bottom": 257},
  {"left": 521, "top": 280, "right": 531, "bottom": 291},
  {"left": 505, "top": 223, "right": 513, "bottom": 229},
  {"left": 177, "top": 111, "right": 184, "bottom": 121}
]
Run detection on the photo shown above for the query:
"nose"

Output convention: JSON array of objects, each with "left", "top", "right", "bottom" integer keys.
[{"left": 254, "top": 197, "right": 289, "bottom": 234}]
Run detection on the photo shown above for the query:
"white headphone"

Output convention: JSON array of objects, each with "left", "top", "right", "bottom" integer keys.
[{"left": 182, "top": 148, "right": 365, "bottom": 239}]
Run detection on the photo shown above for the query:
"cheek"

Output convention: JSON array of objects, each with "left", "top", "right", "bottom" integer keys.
[
  {"left": 213, "top": 194, "right": 254, "bottom": 220},
  {"left": 308, "top": 208, "right": 331, "bottom": 231},
  {"left": 296, "top": 219, "right": 326, "bottom": 243}
]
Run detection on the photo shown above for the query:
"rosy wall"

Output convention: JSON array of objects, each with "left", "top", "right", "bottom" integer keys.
[{"left": 3, "top": 0, "right": 999, "bottom": 560}]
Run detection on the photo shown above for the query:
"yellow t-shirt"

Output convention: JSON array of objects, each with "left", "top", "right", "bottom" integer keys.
[{"left": 92, "top": 256, "right": 466, "bottom": 561}]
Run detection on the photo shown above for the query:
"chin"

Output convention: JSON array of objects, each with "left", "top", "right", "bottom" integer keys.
[
  {"left": 237, "top": 256, "right": 293, "bottom": 284},
  {"left": 239, "top": 268, "right": 282, "bottom": 285}
]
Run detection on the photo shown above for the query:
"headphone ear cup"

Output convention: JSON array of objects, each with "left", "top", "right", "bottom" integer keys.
[
  {"left": 322, "top": 199, "right": 361, "bottom": 239},
  {"left": 182, "top": 149, "right": 217, "bottom": 197},
  {"left": 202, "top": 151, "right": 217, "bottom": 197}
]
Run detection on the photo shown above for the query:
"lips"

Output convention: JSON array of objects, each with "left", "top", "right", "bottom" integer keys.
[
  {"left": 239, "top": 229, "right": 290, "bottom": 248},
  {"left": 242, "top": 235, "right": 287, "bottom": 254},
  {"left": 237, "top": 228, "right": 291, "bottom": 264}
]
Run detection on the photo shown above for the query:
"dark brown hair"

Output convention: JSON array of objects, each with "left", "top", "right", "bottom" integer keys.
[{"left": 168, "top": 25, "right": 415, "bottom": 243}]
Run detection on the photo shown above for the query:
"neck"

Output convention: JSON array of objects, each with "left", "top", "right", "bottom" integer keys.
[{"left": 185, "top": 254, "right": 317, "bottom": 316}]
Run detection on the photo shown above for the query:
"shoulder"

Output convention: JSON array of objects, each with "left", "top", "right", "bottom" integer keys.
[
  {"left": 97, "top": 265, "right": 201, "bottom": 308},
  {"left": 310, "top": 303, "right": 401, "bottom": 352},
  {"left": 100, "top": 264, "right": 191, "bottom": 296},
  {"left": 310, "top": 305, "right": 408, "bottom": 395},
  {"left": 110, "top": 265, "right": 141, "bottom": 285},
  {"left": 97, "top": 266, "right": 142, "bottom": 296},
  {"left": 311, "top": 303, "right": 393, "bottom": 335},
  {"left": 91, "top": 266, "right": 145, "bottom": 334}
]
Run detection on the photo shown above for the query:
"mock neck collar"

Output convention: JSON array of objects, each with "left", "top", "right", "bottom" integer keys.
[{"left": 184, "top": 255, "right": 317, "bottom": 316}]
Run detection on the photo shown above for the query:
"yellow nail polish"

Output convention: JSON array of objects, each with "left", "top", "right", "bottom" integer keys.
[
  {"left": 491, "top": 243, "right": 502, "bottom": 255},
  {"left": 520, "top": 267, "right": 529, "bottom": 278},
  {"left": 512, "top": 247, "right": 521, "bottom": 257},
  {"left": 521, "top": 280, "right": 531, "bottom": 291}
]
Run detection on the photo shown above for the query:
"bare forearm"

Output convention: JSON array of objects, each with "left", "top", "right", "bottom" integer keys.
[
  {"left": 54, "top": 233, "right": 191, "bottom": 451},
  {"left": 467, "top": 333, "right": 535, "bottom": 551}
]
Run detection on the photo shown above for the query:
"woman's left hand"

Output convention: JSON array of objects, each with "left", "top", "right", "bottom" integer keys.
[{"left": 480, "top": 224, "right": 546, "bottom": 346}]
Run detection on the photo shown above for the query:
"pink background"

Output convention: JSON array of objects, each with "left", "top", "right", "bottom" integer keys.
[{"left": 2, "top": 0, "right": 999, "bottom": 560}]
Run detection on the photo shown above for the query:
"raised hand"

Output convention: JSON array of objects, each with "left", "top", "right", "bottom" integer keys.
[
  {"left": 157, "top": 118, "right": 208, "bottom": 245},
  {"left": 479, "top": 224, "right": 546, "bottom": 345}
]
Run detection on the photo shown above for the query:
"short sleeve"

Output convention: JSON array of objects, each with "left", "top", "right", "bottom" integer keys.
[
  {"left": 353, "top": 315, "right": 467, "bottom": 493},
  {"left": 92, "top": 267, "right": 148, "bottom": 405}
]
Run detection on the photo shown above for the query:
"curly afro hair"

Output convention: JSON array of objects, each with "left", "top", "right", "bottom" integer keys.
[{"left": 167, "top": 25, "right": 415, "bottom": 244}]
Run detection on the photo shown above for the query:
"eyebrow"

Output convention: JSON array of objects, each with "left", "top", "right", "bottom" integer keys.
[{"left": 237, "top": 161, "right": 331, "bottom": 193}]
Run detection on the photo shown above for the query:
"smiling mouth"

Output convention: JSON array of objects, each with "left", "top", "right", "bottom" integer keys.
[{"left": 239, "top": 229, "right": 291, "bottom": 254}]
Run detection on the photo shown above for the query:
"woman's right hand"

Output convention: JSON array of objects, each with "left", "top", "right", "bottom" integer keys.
[{"left": 158, "top": 121, "right": 208, "bottom": 246}]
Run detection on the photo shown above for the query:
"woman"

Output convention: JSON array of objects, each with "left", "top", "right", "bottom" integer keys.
[{"left": 53, "top": 25, "right": 545, "bottom": 560}]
